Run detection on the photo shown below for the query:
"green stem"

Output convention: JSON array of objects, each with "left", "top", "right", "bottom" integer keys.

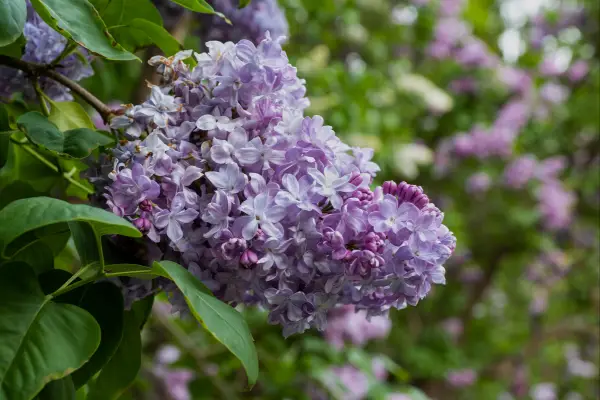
[
  {"left": 51, "top": 42, "right": 77, "bottom": 67},
  {"left": 33, "top": 80, "right": 50, "bottom": 116},
  {"left": 51, "top": 265, "right": 103, "bottom": 298},
  {"left": 8, "top": 137, "right": 95, "bottom": 195}
]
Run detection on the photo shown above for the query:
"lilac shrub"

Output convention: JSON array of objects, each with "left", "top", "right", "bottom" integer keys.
[
  {"left": 0, "top": 1, "right": 93, "bottom": 101},
  {"left": 103, "top": 35, "right": 456, "bottom": 336}
]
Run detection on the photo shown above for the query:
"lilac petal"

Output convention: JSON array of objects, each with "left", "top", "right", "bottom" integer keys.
[
  {"left": 181, "top": 166, "right": 203, "bottom": 186},
  {"left": 175, "top": 208, "right": 199, "bottom": 224},
  {"left": 240, "top": 217, "right": 258, "bottom": 240},
  {"left": 167, "top": 220, "right": 184, "bottom": 243}
]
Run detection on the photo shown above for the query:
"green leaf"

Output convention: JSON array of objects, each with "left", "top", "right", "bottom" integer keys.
[
  {"left": 7, "top": 240, "right": 55, "bottom": 274},
  {"left": 37, "top": 376, "right": 76, "bottom": 400},
  {"left": 70, "top": 282, "right": 125, "bottom": 389},
  {"left": 68, "top": 221, "right": 103, "bottom": 271},
  {"left": 130, "top": 295, "right": 154, "bottom": 330},
  {"left": 169, "top": 0, "right": 214, "bottom": 12},
  {"left": 18, "top": 112, "right": 114, "bottom": 159},
  {"left": 169, "top": 0, "right": 231, "bottom": 23},
  {"left": 29, "top": 0, "right": 139, "bottom": 61},
  {"left": 0, "top": 196, "right": 141, "bottom": 259},
  {"left": 93, "top": 0, "right": 162, "bottom": 26},
  {"left": 0, "top": 34, "right": 26, "bottom": 58},
  {"left": 86, "top": 310, "right": 141, "bottom": 400},
  {"left": 0, "top": 262, "right": 101, "bottom": 400},
  {"left": 237, "top": 0, "right": 251, "bottom": 9},
  {"left": 0, "top": 0, "right": 27, "bottom": 47},
  {"left": 112, "top": 19, "right": 181, "bottom": 56},
  {"left": 152, "top": 260, "right": 259, "bottom": 386},
  {"left": 48, "top": 102, "right": 95, "bottom": 131}
]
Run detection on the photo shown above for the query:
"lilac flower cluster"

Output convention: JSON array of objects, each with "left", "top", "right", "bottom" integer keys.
[
  {"left": 0, "top": 1, "right": 93, "bottom": 101},
  {"left": 324, "top": 305, "right": 391, "bottom": 349},
  {"left": 153, "top": 0, "right": 288, "bottom": 44},
  {"left": 103, "top": 35, "right": 455, "bottom": 336}
]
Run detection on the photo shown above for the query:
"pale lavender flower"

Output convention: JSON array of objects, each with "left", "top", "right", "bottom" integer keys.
[
  {"left": 138, "top": 86, "right": 180, "bottom": 128},
  {"left": 466, "top": 172, "right": 491, "bottom": 194},
  {"left": 530, "top": 383, "right": 557, "bottom": 400},
  {"left": 154, "top": 193, "right": 199, "bottom": 242},
  {"left": 237, "top": 192, "right": 286, "bottom": 239},
  {"left": 309, "top": 166, "right": 355, "bottom": 209},
  {"left": 325, "top": 305, "right": 391, "bottom": 349},
  {"left": 205, "top": 163, "right": 248, "bottom": 194}
]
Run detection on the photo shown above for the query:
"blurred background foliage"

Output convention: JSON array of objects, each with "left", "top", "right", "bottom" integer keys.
[{"left": 77, "top": 0, "right": 600, "bottom": 399}]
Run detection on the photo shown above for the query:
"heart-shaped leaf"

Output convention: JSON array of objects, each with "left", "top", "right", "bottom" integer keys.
[
  {"left": 29, "top": 0, "right": 139, "bottom": 61},
  {"left": 0, "top": 196, "right": 141, "bottom": 259},
  {"left": 18, "top": 112, "right": 113, "bottom": 159},
  {"left": 0, "top": 0, "right": 27, "bottom": 47},
  {"left": 0, "top": 262, "right": 101, "bottom": 400},
  {"left": 153, "top": 260, "right": 259, "bottom": 386}
]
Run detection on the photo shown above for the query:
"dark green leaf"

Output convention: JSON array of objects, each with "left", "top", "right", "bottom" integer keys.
[
  {"left": 0, "top": 262, "right": 101, "bottom": 400},
  {"left": 152, "top": 260, "right": 259, "bottom": 386},
  {"left": 37, "top": 376, "right": 76, "bottom": 400},
  {"left": 96, "top": 0, "right": 162, "bottom": 26},
  {"left": 169, "top": 0, "right": 231, "bottom": 22},
  {"left": 48, "top": 102, "right": 96, "bottom": 131},
  {"left": 237, "top": 0, "right": 251, "bottom": 9},
  {"left": 70, "top": 282, "right": 125, "bottom": 389},
  {"left": 169, "top": 0, "right": 214, "bottom": 12},
  {"left": 0, "top": 0, "right": 27, "bottom": 47},
  {"left": 130, "top": 295, "right": 155, "bottom": 330},
  {"left": 86, "top": 310, "right": 141, "bottom": 400},
  {"left": 0, "top": 34, "right": 26, "bottom": 58},
  {"left": 112, "top": 19, "right": 181, "bottom": 56},
  {"left": 18, "top": 112, "right": 114, "bottom": 159},
  {"left": 0, "top": 180, "right": 45, "bottom": 208},
  {"left": 7, "top": 240, "right": 55, "bottom": 274},
  {"left": 29, "top": 0, "right": 139, "bottom": 61},
  {"left": 0, "top": 196, "right": 141, "bottom": 259},
  {"left": 68, "top": 221, "right": 102, "bottom": 270}
]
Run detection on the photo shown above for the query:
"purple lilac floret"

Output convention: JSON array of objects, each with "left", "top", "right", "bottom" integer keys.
[
  {"left": 103, "top": 35, "right": 455, "bottom": 337},
  {"left": 0, "top": 1, "right": 93, "bottom": 102}
]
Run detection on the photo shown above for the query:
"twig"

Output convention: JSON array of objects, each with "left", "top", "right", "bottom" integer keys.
[{"left": 0, "top": 55, "right": 113, "bottom": 122}]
